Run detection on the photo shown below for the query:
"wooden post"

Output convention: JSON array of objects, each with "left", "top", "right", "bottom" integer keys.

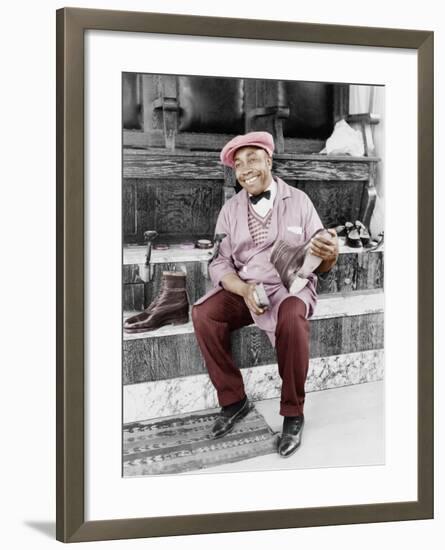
[
  {"left": 244, "top": 79, "right": 288, "bottom": 153},
  {"left": 152, "top": 75, "right": 179, "bottom": 150},
  {"left": 333, "top": 84, "right": 350, "bottom": 122},
  {"left": 122, "top": 73, "right": 141, "bottom": 130},
  {"left": 140, "top": 74, "right": 159, "bottom": 133}
]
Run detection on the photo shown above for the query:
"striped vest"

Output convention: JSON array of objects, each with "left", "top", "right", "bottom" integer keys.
[{"left": 247, "top": 202, "right": 273, "bottom": 246}]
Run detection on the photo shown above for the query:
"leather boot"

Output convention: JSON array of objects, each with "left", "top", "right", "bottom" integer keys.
[
  {"left": 270, "top": 228, "right": 330, "bottom": 295},
  {"left": 124, "top": 271, "right": 189, "bottom": 333}
]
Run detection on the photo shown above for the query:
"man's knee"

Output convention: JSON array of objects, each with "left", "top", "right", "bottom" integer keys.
[
  {"left": 191, "top": 303, "right": 205, "bottom": 327},
  {"left": 191, "top": 301, "right": 216, "bottom": 329},
  {"left": 277, "top": 297, "right": 308, "bottom": 333}
]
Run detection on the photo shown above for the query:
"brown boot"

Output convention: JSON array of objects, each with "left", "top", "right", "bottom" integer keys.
[
  {"left": 270, "top": 228, "right": 330, "bottom": 295},
  {"left": 124, "top": 271, "right": 189, "bottom": 333}
]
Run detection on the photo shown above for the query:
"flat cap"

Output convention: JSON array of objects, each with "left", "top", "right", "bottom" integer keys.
[{"left": 220, "top": 131, "right": 275, "bottom": 168}]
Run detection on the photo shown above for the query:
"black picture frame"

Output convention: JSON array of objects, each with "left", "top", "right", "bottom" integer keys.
[{"left": 56, "top": 7, "right": 434, "bottom": 542}]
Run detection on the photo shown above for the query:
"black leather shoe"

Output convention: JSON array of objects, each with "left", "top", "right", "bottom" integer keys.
[
  {"left": 277, "top": 416, "right": 304, "bottom": 458},
  {"left": 211, "top": 398, "right": 251, "bottom": 439},
  {"left": 355, "top": 220, "right": 371, "bottom": 246}
]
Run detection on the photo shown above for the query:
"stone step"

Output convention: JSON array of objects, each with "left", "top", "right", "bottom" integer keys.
[
  {"left": 123, "top": 349, "right": 384, "bottom": 423},
  {"left": 122, "top": 241, "right": 384, "bottom": 310},
  {"left": 123, "top": 289, "right": 384, "bottom": 385}
]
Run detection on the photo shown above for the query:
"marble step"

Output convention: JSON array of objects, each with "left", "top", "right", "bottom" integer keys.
[
  {"left": 123, "top": 242, "right": 384, "bottom": 310},
  {"left": 124, "top": 349, "right": 384, "bottom": 424},
  {"left": 123, "top": 289, "right": 384, "bottom": 385}
]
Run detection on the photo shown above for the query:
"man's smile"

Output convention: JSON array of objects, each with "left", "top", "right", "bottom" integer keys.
[{"left": 244, "top": 175, "right": 259, "bottom": 185}]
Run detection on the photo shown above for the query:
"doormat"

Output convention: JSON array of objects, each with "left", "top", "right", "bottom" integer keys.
[{"left": 123, "top": 406, "right": 278, "bottom": 476}]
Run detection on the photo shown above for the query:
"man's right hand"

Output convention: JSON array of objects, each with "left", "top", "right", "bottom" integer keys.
[
  {"left": 241, "top": 282, "right": 266, "bottom": 316},
  {"left": 220, "top": 273, "right": 266, "bottom": 316}
]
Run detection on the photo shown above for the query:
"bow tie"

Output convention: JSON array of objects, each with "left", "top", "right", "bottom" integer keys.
[{"left": 249, "top": 190, "right": 271, "bottom": 205}]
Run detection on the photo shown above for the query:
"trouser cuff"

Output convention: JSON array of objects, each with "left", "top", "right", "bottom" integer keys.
[{"left": 280, "top": 404, "right": 304, "bottom": 417}]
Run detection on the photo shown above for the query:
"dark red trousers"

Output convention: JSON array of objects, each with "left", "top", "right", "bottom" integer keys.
[{"left": 191, "top": 290, "right": 309, "bottom": 417}]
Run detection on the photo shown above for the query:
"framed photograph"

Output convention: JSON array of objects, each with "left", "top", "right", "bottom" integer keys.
[{"left": 56, "top": 7, "right": 434, "bottom": 543}]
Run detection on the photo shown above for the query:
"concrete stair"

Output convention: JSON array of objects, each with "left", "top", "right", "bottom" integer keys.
[{"left": 123, "top": 288, "right": 384, "bottom": 423}]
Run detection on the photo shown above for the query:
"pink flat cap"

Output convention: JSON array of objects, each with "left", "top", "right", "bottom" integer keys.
[{"left": 220, "top": 131, "right": 275, "bottom": 168}]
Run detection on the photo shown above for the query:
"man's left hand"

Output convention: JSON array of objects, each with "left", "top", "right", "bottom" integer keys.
[{"left": 310, "top": 228, "right": 339, "bottom": 263}]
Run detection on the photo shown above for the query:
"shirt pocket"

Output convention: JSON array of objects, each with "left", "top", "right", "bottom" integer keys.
[{"left": 285, "top": 225, "right": 305, "bottom": 244}]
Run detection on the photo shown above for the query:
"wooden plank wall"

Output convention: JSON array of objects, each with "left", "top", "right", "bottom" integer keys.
[{"left": 123, "top": 150, "right": 378, "bottom": 244}]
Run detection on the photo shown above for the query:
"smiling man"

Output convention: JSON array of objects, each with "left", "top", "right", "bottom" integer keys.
[{"left": 192, "top": 131, "right": 339, "bottom": 458}]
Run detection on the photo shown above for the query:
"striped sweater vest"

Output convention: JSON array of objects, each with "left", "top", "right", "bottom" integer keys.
[{"left": 247, "top": 202, "right": 273, "bottom": 246}]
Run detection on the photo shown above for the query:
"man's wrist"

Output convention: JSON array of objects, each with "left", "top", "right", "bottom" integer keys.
[
  {"left": 317, "top": 255, "right": 338, "bottom": 273},
  {"left": 221, "top": 273, "right": 249, "bottom": 297}
]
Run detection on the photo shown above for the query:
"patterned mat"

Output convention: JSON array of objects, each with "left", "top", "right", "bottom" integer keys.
[{"left": 123, "top": 406, "right": 278, "bottom": 476}]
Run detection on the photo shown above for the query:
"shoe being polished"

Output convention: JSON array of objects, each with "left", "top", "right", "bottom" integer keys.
[
  {"left": 211, "top": 397, "right": 252, "bottom": 439},
  {"left": 124, "top": 271, "right": 189, "bottom": 333},
  {"left": 277, "top": 415, "right": 305, "bottom": 458},
  {"left": 270, "top": 228, "right": 331, "bottom": 295}
]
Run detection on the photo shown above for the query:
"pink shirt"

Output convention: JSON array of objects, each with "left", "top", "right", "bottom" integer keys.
[{"left": 193, "top": 176, "right": 324, "bottom": 347}]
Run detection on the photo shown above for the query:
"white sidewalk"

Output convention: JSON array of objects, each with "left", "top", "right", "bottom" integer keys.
[{"left": 201, "top": 380, "right": 384, "bottom": 474}]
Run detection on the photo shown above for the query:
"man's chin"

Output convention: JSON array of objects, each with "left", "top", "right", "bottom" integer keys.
[
  {"left": 248, "top": 184, "right": 262, "bottom": 195},
  {"left": 242, "top": 177, "right": 260, "bottom": 190}
]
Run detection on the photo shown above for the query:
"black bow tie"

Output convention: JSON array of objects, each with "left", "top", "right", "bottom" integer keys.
[{"left": 249, "top": 190, "right": 271, "bottom": 205}]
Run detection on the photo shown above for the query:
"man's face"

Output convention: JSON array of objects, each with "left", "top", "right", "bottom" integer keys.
[{"left": 233, "top": 146, "right": 273, "bottom": 196}]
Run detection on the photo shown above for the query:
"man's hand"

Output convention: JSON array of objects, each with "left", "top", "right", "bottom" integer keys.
[
  {"left": 310, "top": 228, "right": 339, "bottom": 272},
  {"left": 241, "top": 282, "right": 266, "bottom": 316},
  {"left": 220, "top": 273, "right": 266, "bottom": 315}
]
